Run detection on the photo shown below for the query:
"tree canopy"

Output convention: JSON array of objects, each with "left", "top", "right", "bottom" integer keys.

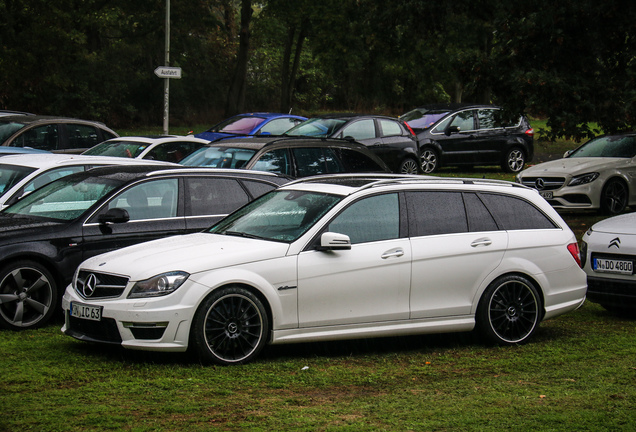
[{"left": 0, "top": 0, "right": 633, "bottom": 140}]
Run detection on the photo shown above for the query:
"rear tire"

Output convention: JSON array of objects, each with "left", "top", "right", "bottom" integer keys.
[
  {"left": 191, "top": 286, "right": 269, "bottom": 365},
  {"left": 476, "top": 275, "right": 541, "bottom": 345},
  {"left": 502, "top": 148, "right": 526, "bottom": 173},
  {"left": 399, "top": 158, "right": 420, "bottom": 174}
]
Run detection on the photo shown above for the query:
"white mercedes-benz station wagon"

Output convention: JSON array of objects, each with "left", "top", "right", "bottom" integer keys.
[{"left": 62, "top": 174, "right": 587, "bottom": 365}]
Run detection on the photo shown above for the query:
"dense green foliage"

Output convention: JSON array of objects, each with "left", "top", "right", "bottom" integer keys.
[{"left": 0, "top": 0, "right": 634, "bottom": 138}]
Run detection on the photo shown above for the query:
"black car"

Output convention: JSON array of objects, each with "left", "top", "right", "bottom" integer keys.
[
  {"left": 283, "top": 114, "right": 421, "bottom": 174},
  {"left": 0, "top": 115, "right": 119, "bottom": 154},
  {"left": 0, "top": 165, "right": 290, "bottom": 330},
  {"left": 179, "top": 137, "right": 392, "bottom": 177},
  {"left": 400, "top": 104, "right": 534, "bottom": 173}
]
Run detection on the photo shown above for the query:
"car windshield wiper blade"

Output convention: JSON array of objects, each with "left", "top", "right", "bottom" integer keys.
[{"left": 224, "top": 230, "right": 266, "bottom": 240}]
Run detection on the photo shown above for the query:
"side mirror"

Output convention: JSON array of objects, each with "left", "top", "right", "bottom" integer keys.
[
  {"left": 318, "top": 232, "right": 351, "bottom": 251},
  {"left": 563, "top": 150, "right": 573, "bottom": 158},
  {"left": 98, "top": 208, "right": 130, "bottom": 224},
  {"left": 445, "top": 126, "right": 460, "bottom": 136}
]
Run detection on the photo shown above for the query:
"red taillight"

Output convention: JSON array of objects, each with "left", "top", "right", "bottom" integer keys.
[
  {"left": 525, "top": 128, "right": 534, "bottom": 137},
  {"left": 567, "top": 242, "right": 582, "bottom": 268},
  {"left": 404, "top": 122, "right": 416, "bottom": 137}
]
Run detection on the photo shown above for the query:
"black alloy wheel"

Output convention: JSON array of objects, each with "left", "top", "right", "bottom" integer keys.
[
  {"left": 477, "top": 275, "right": 541, "bottom": 345},
  {"left": 191, "top": 286, "right": 269, "bottom": 365},
  {"left": 600, "top": 179, "right": 628, "bottom": 215},
  {"left": 0, "top": 260, "right": 57, "bottom": 330}
]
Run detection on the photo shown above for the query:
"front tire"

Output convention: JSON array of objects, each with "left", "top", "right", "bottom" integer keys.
[
  {"left": 476, "top": 275, "right": 541, "bottom": 345},
  {"left": 600, "top": 178, "right": 628, "bottom": 215},
  {"left": 0, "top": 260, "right": 58, "bottom": 330},
  {"left": 420, "top": 148, "right": 439, "bottom": 173},
  {"left": 502, "top": 148, "right": 526, "bottom": 173},
  {"left": 191, "top": 286, "right": 269, "bottom": 365}
]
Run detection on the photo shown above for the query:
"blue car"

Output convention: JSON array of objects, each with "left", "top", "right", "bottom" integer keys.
[{"left": 195, "top": 113, "right": 307, "bottom": 142}]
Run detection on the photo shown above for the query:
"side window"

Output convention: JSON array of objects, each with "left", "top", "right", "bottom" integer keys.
[
  {"left": 16, "top": 125, "right": 59, "bottom": 150},
  {"left": 334, "top": 148, "right": 383, "bottom": 172},
  {"left": 291, "top": 147, "right": 340, "bottom": 177},
  {"left": 258, "top": 118, "right": 299, "bottom": 135},
  {"left": 478, "top": 109, "right": 497, "bottom": 130},
  {"left": 431, "top": 115, "right": 453, "bottom": 134},
  {"left": 23, "top": 165, "right": 86, "bottom": 193},
  {"left": 340, "top": 119, "right": 376, "bottom": 140},
  {"left": 241, "top": 180, "right": 278, "bottom": 199},
  {"left": 449, "top": 110, "right": 476, "bottom": 132},
  {"left": 67, "top": 124, "right": 100, "bottom": 149},
  {"left": 251, "top": 149, "right": 290, "bottom": 175},
  {"left": 406, "top": 191, "right": 468, "bottom": 236},
  {"left": 327, "top": 193, "right": 399, "bottom": 244},
  {"left": 105, "top": 179, "right": 179, "bottom": 221},
  {"left": 145, "top": 142, "right": 204, "bottom": 163},
  {"left": 479, "top": 193, "right": 557, "bottom": 230},
  {"left": 379, "top": 119, "right": 403, "bottom": 137},
  {"left": 463, "top": 193, "right": 499, "bottom": 232},
  {"left": 186, "top": 177, "right": 249, "bottom": 216}
]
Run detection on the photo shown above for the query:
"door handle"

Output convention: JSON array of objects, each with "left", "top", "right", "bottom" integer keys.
[
  {"left": 382, "top": 249, "right": 404, "bottom": 259},
  {"left": 471, "top": 238, "right": 492, "bottom": 247}
]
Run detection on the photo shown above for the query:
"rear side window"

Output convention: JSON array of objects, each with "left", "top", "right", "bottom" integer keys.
[
  {"left": 464, "top": 193, "right": 498, "bottom": 232},
  {"left": 406, "top": 191, "right": 468, "bottom": 236},
  {"left": 379, "top": 119, "right": 403, "bottom": 137},
  {"left": 334, "top": 148, "right": 386, "bottom": 172},
  {"left": 67, "top": 124, "right": 100, "bottom": 149},
  {"left": 479, "top": 193, "right": 557, "bottom": 230},
  {"left": 291, "top": 147, "right": 340, "bottom": 177},
  {"left": 241, "top": 179, "right": 278, "bottom": 199},
  {"left": 186, "top": 177, "right": 249, "bottom": 216}
]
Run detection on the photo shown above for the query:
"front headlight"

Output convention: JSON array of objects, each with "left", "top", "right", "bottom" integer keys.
[
  {"left": 568, "top": 172, "right": 599, "bottom": 186},
  {"left": 128, "top": 271, "right": 189, "bottom": 298}
]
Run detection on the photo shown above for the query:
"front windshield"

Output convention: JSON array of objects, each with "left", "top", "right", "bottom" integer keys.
[
  {"left": 208, "top": 116, "right": 265, "bottom": 134},
  {"left": 83, "top": 140, "right": 146, "bottom": 158},
  {"left": 209, "top": 190, "right": 343, "bottom": 243},
  {"left": 568, "top": 135, "right": 636, "bottom": 158},
  {"left": 400, "top": 109, "right": 450, "bottom": 130},
  {"left": 0, "top": 164, "right": 36, "bottom": 198},
  {"left": 179, "top": 146, "right": 256, "bottom": 168},
  {"left": 285, "top": 118, "right": 347, "bottom": 137},
  {"left": 0, "top": 121, "right": 27, "bottom": 145},
  {"left": 3, "top": 175, "right": 122, "bottom": 221}
]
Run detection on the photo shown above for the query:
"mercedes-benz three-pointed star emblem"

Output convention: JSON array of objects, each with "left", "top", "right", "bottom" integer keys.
[{"left": 82, "top": 273, "right": 98, "bottom": 297}]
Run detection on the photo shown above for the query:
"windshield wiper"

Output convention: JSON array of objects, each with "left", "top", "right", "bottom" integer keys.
[{"left": 224, "top": 230, "right": 267, "bottom": 240}]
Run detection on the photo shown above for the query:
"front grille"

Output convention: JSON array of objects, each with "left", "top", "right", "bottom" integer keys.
[
  {"left": 67, "top": 315, "right": 122, "bottom": 344},
  {"left": 521, "top": 176, "right": 565, "bottom": 191},
  {"left": 587, "top": 276, "right": 636, "bottom": 307},
  {"left": 75, "top": 270, "right": 129, "bottom": 300}
]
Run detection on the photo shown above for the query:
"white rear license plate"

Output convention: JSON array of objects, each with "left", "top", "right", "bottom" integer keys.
[
  {"left": 70, "top": 302, "right": 102, "bottom": 321},
  {"left": 539, "top": 191, "right": 553, "bottom": 199},
  {"left": 593, "top": 257, "right": 633, "bottom": 275}
]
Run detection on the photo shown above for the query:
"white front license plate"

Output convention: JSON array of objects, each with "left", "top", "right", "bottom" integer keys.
[
  {"left": 539, "top": 191, "right": 553, "bottom": 199},
  {"left": 593, "top": 257, "right": 633, "bottom": 275},
  {"left": 70, "top": 302, "right": 103, "bottom": 321}
]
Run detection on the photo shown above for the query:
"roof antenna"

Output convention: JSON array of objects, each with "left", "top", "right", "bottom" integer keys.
[{"left": 289, "top": 108, "right": 293, "bottom": 114}]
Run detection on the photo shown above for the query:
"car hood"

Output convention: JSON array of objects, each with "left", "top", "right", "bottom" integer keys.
[
  {"left": 0, "top": 214, "right": 66, "bottom": 243},
  {"left": 521, "top": 157, "right": 626, "bottom": 176},
  {"left": 80, "top": 232, "right": 291, "bottom": 281},
  {"left": 590, "top": 212, "right": 636, "bottom": 235}
]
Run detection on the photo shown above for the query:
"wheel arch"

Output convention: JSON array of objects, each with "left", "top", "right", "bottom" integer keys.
[
  {"left": 474, "top": 270, "right": 546, "bottom": 320},
  {"left": 0, "top": 252, "right": 65, "bottom": 290}
]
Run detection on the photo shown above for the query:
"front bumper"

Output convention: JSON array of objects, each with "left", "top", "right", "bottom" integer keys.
[
  {"left": 586, "top": 275, "right": 636, "bottom": 309},
  {"left": 61, "top": 282, "right": 205, "bottom": 352}
]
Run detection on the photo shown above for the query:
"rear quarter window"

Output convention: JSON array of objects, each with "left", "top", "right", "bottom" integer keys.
[{"left": 479, "top": 193, "right": 557, "bottom": 230}]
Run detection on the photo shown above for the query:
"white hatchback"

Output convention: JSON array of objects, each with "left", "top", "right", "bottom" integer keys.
[{"left": 62, "top": 174, "right": 587, "bottom": 365}]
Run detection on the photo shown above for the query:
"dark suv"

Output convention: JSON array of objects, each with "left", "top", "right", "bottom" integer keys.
[
  {"left": 283, "top": 114, "right": 421, "bottom": 174},
  {"left": 179, "top": 137, "right": 391, "bottom": 177},
  {"left": 401, "top": 104, "right": 534, "bottom": 173},
  {"left": 0, "top": 165, "right": 290, "bottom": 330}
]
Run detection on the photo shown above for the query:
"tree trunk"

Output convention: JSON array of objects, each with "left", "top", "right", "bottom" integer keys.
[{"left": 225, "top": 0, "right": 252, "bottom": 116}]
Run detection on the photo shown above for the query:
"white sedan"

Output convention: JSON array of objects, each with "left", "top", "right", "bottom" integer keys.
[
  {"left": 82, "top": 135, "right": 209, "bottom": 164},
  {"left": 62, "top": 174, "right": 587, "bottom": 365},
  {"left": 582, "top": 212, "right": 636, "bottom": 314},
  {"left": 517, "top": 132, "right": 636, "bottom": 214}
]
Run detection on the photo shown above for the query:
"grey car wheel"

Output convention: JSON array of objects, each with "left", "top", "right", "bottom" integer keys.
[
  {"left": 502, "top": 148, "right": 526, "bottom": 173},
  {"left": 600, "top": 179, "right": 628, "bottom": 215},
  {"left": 476, "top": 275, "right": 541, "bottom": 345},
  {"left": 421, "top": 148, "right": 439, "bottom": 173},
  {"left": 399, "top": 158, "right": 419, "bottom": 174},
  {"left": 191, "top": 286, "right": 269, "bottom": 365},
  {"left": 0, "top": 261, "right": 57, "bottom": 330}
]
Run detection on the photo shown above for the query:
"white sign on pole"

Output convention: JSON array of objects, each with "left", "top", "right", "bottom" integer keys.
[{"left": 154, "top": 66, "right": 182, "bottom": 79}]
